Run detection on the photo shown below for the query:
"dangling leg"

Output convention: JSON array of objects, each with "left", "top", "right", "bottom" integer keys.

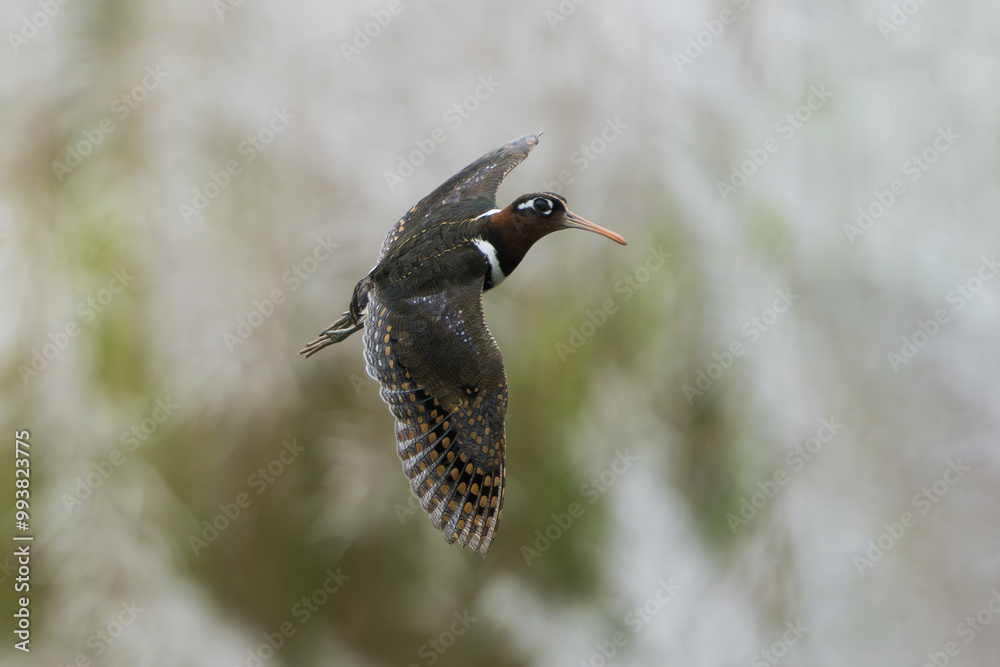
[{"left": 299, "top": 278, "right": 369, "bottom": 357}]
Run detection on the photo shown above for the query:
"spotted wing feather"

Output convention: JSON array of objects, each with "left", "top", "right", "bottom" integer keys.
[
  {"left": 363, "top": 281, "right": 507, "bottom": 554},
  {"left": 379, "top": 133, "right": 540, "bottom": 261}
]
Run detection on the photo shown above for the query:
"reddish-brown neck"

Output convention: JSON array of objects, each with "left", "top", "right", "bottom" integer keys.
[{"left": 480, "top": 205, "right": 555, "bottom": 276}]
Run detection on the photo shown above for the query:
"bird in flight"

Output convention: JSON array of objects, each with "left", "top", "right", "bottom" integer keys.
[{"left": 301, "top": 133, "right": 626, "bottom": 554}]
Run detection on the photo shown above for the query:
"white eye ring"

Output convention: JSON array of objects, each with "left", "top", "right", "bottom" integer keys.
[
  {"left": 517, "top": 197, "right": 554, "bottom": 214},
  {"left": 518, "top": 197, "right": 553, "bottom": 214}
]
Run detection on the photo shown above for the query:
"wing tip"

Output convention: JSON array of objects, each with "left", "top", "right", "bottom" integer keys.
[{"left": 521, "top": 131, "right": 542, "bottom": 148}]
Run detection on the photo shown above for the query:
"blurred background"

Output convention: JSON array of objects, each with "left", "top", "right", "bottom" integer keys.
[{"left": 2, "top": 1, "right": 999, "bottom": 665}]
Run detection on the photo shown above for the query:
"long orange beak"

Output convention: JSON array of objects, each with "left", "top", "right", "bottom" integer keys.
[{"left": 561, "top": 211, "right": 627, "bottom": 245}]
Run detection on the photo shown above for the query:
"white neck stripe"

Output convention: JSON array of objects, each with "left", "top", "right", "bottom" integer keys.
[
  {"left": 472, "top": 238, "right": 505, "bottom": 288},
  {"left": 475, "top": 208, "right": 501, "bottom": 220}
]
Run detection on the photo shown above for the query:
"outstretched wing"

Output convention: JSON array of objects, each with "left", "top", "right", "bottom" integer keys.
[
  {"left": 379, "top": 133, "right": 541, "bottom": 261},
  {"left": 363, "top": 267, "right": 507, "bottom": 554}
]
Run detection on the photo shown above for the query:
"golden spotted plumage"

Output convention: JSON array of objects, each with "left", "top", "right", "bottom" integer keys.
[{"left": 363, "top": 294, "right": 506, "bottom": 552}]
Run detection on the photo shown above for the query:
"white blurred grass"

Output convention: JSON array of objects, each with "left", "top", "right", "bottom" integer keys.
[{"left": 2, "top": 0, "right": 1000, "bottom": 665}]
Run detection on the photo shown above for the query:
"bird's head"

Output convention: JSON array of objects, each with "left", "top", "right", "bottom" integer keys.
[
  {"left": 478, "top": 193, "right": 627, "bottom": 282},
  {"left": 502, "top": 192, "right": 627, "bottom": 246}
]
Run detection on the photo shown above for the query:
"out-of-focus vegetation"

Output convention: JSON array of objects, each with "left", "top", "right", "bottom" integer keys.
[{"left": 2, "top": 1, "right": 999, "bottom": 665}]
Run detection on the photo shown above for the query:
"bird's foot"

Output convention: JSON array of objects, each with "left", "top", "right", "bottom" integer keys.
[{"left": 299, "top": 313, "right": 364, "bottom": 357}]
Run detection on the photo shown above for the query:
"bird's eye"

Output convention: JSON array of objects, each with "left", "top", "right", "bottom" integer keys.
[{"left": 533, "top": 198, "right": 552, "bottom": 213}]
